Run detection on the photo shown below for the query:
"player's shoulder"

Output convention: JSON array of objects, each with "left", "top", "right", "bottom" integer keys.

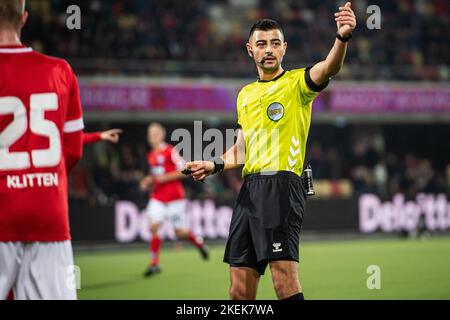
[
  {"left": 147, "top": 149, "right": 155, "bottom": 158},
  {"left": 163, "top": 143, "right": 174, "bottom": 153},
  {"left": 30, "top": 51, "right": 68, "bottom": 66},
  {"left": 32, "top": 51, "right": 75, "bottom": 76},
  {"left": 151, "top": 143, "right": 173, "bottom": 155}
]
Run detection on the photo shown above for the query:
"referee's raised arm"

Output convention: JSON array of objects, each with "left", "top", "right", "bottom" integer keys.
[{"left": 309, "top": 2, "right": 357, "bottom": 86}]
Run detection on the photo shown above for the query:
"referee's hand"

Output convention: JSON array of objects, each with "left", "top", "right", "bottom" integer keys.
[
  {"left": 335, "top": 2, "right": 356, "bottom": 37},
  {"left": 183, "top": 161, "right": 214, "bottom": 182}
]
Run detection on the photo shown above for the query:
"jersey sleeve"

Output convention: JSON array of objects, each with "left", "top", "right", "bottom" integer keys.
[
  {"left": 63, "top": 64, "right": 84, "bottom": 173},
  {"left": 63, "top": 66, "right": 84, "bottom": 134},
  {"left": 63, "top": 131, "right": 83, "bottom": 174},
  {"left": 82, "top": 132, "right": 102, "bottom": 145},
  {"left": 236, "top": 90, "right": 244, "bottom": 129},
  {"left": 297, "top": 66, "right": 330, "bottom": 105}
]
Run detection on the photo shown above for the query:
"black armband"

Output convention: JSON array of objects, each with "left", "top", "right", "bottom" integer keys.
[
  {"left": 212, "top": 157, "right": 225, "bottom": 174},
  {"left": 305, "top": 66, "right": 329, "bottom": 92},
  {"left": 336, "top": 32, "right": 352, "bottom": 42}
]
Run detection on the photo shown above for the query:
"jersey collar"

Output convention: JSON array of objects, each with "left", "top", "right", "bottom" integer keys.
[
  {"left": 0, "top": 45, "right": 33, "bottom": 54},
  {"left": 257, "top": 70, "right": 286, "bottom": 83},
  {"left": 154, "top": 142, "right": 168, "bottom": 151}
]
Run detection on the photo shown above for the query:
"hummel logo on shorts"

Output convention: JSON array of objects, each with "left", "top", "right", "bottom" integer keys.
[{"left": 272, "top": 243, "right": 283, "bottom": 253}]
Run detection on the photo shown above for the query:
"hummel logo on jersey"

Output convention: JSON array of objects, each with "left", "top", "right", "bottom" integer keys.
[{"left": 272, "top": 243, "right": 283, "bottom": 253}]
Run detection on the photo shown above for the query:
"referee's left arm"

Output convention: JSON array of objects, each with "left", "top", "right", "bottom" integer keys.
[{"left": 310, "top": 2, "right": 356, "bottom": 85}]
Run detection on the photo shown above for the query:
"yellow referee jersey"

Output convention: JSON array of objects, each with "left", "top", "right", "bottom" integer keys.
[{"left": 237, "top": 67, "right": 328, "bottom": 177}]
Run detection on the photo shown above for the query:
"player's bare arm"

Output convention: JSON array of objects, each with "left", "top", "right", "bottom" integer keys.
[
  {"left": 309, "top": 2, "right": 356, "bottom": 85},
  {"left": 139, "top": 175, "right": 153, "bottom": 191},
  {"left": 185, "top": 129, "right": 245, "bottom": 181}
]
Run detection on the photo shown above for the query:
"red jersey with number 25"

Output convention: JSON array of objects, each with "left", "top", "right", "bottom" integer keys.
[
  {"left": 0, "top": 45, "right": 84, "bottom": 242},
  {"left": 147, "top": 143, "right": 185, "bottom": 202}
]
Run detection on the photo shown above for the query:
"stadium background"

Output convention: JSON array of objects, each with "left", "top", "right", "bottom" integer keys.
[{"left": 23, "top": 0, "right": 450, "bottom": 299}]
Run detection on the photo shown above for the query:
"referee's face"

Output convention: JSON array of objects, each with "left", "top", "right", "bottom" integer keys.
[{"left": 247, "top": 29, "right": 287, "bottom": 72}]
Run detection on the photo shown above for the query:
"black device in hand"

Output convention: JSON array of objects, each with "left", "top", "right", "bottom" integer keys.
[
  {"left": 181, "top": 169, "right": 193, "bottom": 175},
  {"left": 181, "top": 168, "right": 205, "bottom": 183}
]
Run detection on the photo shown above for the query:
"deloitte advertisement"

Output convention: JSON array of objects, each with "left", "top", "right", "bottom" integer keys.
[{"left": 69, "top": 194, "right": 450, "bottom": 243}]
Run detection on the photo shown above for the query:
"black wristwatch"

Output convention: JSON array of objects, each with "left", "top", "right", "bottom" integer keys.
[
  {"left": 212, "top": 157, "right": 225, "bottom": 174},
  {"left": 336, "top": 32, "right": 352, "bottom": 42}
]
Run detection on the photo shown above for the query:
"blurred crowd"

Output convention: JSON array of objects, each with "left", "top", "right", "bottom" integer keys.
[
  {"left": 308, "top": 138, "right": 449, "bottom": 199},
  {"left": 23, "top": 0, "right": 449, "bottom": 80},
  {"left": 307, "top": 124, "right": 450, "bottom": 199},
  {"left": 69, "top": 123, "right": 450, "bottom": 206}
]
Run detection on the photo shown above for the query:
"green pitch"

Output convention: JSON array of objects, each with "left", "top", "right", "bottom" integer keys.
[{"left": 74, "top": 236, "right": 450, "bottom": 300}]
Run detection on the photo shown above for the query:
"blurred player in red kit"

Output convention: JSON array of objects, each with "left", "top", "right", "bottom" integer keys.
[
  {"left": 0, "top": 0, "right": 83, "bottom": 300},
  {"left": 140, "top": 123, "right": 209, "bottom": 277}
]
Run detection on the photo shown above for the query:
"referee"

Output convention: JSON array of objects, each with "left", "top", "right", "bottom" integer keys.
[{"left": 185, "top": 2, "right": 356, "bottom": 300}]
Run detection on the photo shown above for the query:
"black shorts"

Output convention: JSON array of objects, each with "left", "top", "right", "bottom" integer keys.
[{"left": 223, "top": 171, "right": 306, "bottom": 275}]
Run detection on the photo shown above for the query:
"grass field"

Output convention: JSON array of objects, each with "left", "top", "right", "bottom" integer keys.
[{"left": 74, "top": 236, "right": 450, "bottom": 300}]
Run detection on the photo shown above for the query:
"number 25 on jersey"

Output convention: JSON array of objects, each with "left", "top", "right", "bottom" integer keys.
[{"left": 0, "top": 93, "right": 61, "bottom": 171}]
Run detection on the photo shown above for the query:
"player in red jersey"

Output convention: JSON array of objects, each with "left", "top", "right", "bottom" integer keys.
[
  {"left": 140, "top": 123, "right": 209, "bottom": 277},
  {"left": 0, "top": 0, "right": 83, "bottom": 300},
  {"left": 3, "top": 95, "right": 121, "bottom": 302}
]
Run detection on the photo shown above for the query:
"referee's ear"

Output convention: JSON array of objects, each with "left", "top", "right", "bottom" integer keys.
[
  {"left": 246, "top": 43, "right": 253, "bottom": 58},
  {"left": 282, "top": 41, "right": 287, "bottom": 57}
]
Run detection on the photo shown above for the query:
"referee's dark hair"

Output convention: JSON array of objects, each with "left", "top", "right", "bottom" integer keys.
[{"left": 249, "top": 19, "right": 285, "bottom": 40}]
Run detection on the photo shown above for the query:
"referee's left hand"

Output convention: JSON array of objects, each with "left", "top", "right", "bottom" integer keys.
[
  {"left": 335, "top": 2, "right": 357, "bottom": 37},
  {"left": 184, "top": 161, "right": 214, "bottom": 182}
]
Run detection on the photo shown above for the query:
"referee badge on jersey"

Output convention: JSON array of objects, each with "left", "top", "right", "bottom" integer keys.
[{"left": 266, "top": 102, "right": 284, "bottom": 122}]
